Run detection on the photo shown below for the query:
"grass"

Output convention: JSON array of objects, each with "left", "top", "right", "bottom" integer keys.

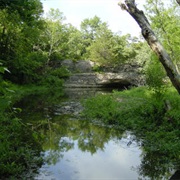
[{"left": 82, "top": 86, "right": 180, "bottom": 179}]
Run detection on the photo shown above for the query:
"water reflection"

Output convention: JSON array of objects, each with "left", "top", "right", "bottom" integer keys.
[
  {"left": 35, "top": 117, "right": 141, "bottom": 179},
  {"left": 16, "top": 89, "right": 177, "bottom": 179},
  {"left": 16, "top": 90, "right": 143, "bottom": 179},
  {"left": 36, "top": 135, "right": 141, "bottom": 179}
]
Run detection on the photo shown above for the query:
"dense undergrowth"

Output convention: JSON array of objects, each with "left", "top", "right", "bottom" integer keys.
[
  {"left": 0, "top": 81, "right": 64, "bottom": 179},
  {"left": 83, "top": 86, "right": 180, "bottom": 178},
  {"left": 0, "top": 114, "right": 43, "bottom": 179}
]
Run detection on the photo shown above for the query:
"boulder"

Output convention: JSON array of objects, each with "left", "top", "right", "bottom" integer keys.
[
  {"left": 61, "top": 59, "right": 75, "bottom": 72},
  {"left": 75, "top": 60, "right": 95, "bottom": 73},
  {"left": 61, "top": 60, "right": 94, "bottom": 73}
]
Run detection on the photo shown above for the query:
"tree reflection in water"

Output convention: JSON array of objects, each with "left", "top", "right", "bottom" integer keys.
[
  {"left": 16, "top": 92, "right": 179, "bottom": 179},
  {"left": 137, "top": 138, "right": 180, "bottom": 180},
  {"left": 33, "top": 115, "right": 125, "bottom": 163}
]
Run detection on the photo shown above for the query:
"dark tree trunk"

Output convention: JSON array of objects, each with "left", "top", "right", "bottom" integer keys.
[
  {"left": 169, "top": 170, "right": 180, "bottom": 180},
  {"left": 118, "top": 0, "right": 180, "bottom": 94},
  {"left": 176, "top": 0, "right": 180, "bottom": 6}
]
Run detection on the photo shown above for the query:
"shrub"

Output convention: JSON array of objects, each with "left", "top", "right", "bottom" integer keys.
[
  {"left": 82, "top": 94, "right": 121, "bottom": 125},
  {"left": 0, "top": 113, "right": 43, "bottom": 179},
  {"left": 145, "top": 53, "right": 166, "bottom": 95},
  {"left": 82, "top": 86, "right": 180, "bottom": 177},
  {"left": 50, "top": 67, "right": 70, "bottom": 78}
]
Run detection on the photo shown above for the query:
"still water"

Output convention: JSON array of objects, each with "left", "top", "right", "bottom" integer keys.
[
  {"left": 16, "top": 88, "right": 172, "bottom": 179},
  {"left": 36, "top": 134, "right": 141, "bottom": 179}
]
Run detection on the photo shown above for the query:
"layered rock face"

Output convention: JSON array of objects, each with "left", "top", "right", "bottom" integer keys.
[{"left": 60, "top": 60, "right": 144, "bottom": 88}]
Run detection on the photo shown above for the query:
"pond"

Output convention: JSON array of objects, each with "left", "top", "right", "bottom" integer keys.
[{"left": 16, "top": 88, "right": 174, "bottom": 179}]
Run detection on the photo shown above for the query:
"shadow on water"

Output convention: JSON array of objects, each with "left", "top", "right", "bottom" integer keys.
[{"left": 15, "top": 88, "right": 179, "bottom": 180}]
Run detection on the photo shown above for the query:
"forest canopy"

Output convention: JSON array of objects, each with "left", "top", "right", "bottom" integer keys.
[{"left": 1, "top": 0, "right": 180, "bottom": 179}]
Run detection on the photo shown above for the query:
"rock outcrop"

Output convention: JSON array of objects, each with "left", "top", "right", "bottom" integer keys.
[
  {"left": 60, "top": 60, "right": 144, "bottom": 88},
  {"left": 64, "top": 72, "right": 141, "bottom": 88},
  {"left": 61, "top": 59, "right": 94, "bottom": 73}
]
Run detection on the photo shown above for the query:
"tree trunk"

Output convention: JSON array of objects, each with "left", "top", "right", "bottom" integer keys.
[
  {"left": 176, "top": 0, "right": 180, "bottom": 6},
  {"left": 169, "top": 170, "right": 180, "bottom": 180},
  {"left": 118, "top": 0, "right": 180, "bottom": 94}
]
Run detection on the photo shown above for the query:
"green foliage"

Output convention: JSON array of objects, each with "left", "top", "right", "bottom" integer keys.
[
  {"left": 163, "top": 89, "right": 180, "bottom": 124},
  {"left": 81, "top": 16, "right": 106, "bottom": 41},
  {"left": 0, "top": 63, "right": 16, "bottom": 111},
  {"left": 50, "top": 67, "right": 70, "bottom": 78},
  {"left": 145, "top": 53, "right": 166, "bottom": 95},
  {"left": 83, "top": 87, "right": 180, "bottom": 178},
  {"left": 40, "top": 9, "right": 68, "bottom": 62},
  {"left": 0, "top": 113, "right": 43, "bottom": 178},
  {"left": 39, "top": 9, "right": 86, "bottom": 64},
  {"left": 40, "top": 74, "right": 64, "bottom": 89},
  {"left": 86, "top": 33, "right": 114, "bottom": 65},
  {"left": 0, "top": 80, "right": 64, "bottom": 178},
  {"left": 145, "top": 0, "right": 180, "bottom": 67},
  {"left": 0, "top": 81, "right": 15, "bottom": 112},
  {"left": 38, "top": 67, "right": 69, "bottom": 89},
  {"left": 0, "top": 1, "right": 179, "bottom": 177},
  {"left": 0, "top": 0, "right": 44, "bottom": 21},
  {"left": 131, "top": 41, "right": 151, "bottom": 66},
  {"left": 83, "top": 87, "right": 148, "bottom": 125},
  {"left": 11, "top": 52, "right": 48, "bottom": 84},
  {"left": 111, "top": 34, "right": 137, "bottom": 64},
  {"left": 0, "top": 0, "right": 45, "bottom": 84},
  {"left": 83, "top": 94, "right": 121, "bottom": 125},
  {"left": 0, "top": 0, "right": 179, "bottom": 88},
  {"left": 0, "top": 5, "right": 143, "bottom": 85},
  {"left": 83, "top": 18, "right": 138, "bottom": 66},
  {"left": 66, "top": 26, "right": 86, "bottom": 60},
  {"left": 84, "top": 86, "right": 180, "bottom": 130}
]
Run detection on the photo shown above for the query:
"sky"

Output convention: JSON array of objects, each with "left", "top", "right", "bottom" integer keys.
[{"left": 41, "top": 0, "right": 145, "bottom": 37}]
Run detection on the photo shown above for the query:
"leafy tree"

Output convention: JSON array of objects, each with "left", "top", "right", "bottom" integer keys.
[
  {"left": 81, "top": 16, "right": 137, "bottom": 66},
  {"left": 118, "top": 0, "right": 180, "bottom": 94},
  {"left": 38, "top": 9, "right": 85, "bottom": 64},
  {"left": 0, "top": 0, "right": 43, "bottom": 29},
  {"left": 85, "top": 25, "right": 114, "bottom": 65},
  {"left": 39, "top": 9, "right": 68, "bottom": 63},
  {"left": 145, "top": 53, "right": 166, "bottom": 94},
  {"left": 81, "top": 16, "right": 106, "bottom": 41},
  {"left": 132, "top": 41, "right": 151, "bottom": 66},
  {"left": 145, "top": 0, "right": 180, "bottom": 71},
  {"left": 66, "top": 25, "right": 86, "bottom": 60},
  {"left": 0, "top": 0, "right": 45, "bottom": 84},
  {"left": 80, "top": 16, "right": 109, "bottom": 56},
  {"left": 111, "top": 34, "right": 137, "bottom": 64}
]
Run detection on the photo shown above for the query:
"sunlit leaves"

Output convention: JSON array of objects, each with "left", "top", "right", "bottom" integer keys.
[
  {"left": 81, "top": 16, "right": 138, "bottom": 66},
  {"left": 145, "top": 0, "right": 180, "bottom": 67}
]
